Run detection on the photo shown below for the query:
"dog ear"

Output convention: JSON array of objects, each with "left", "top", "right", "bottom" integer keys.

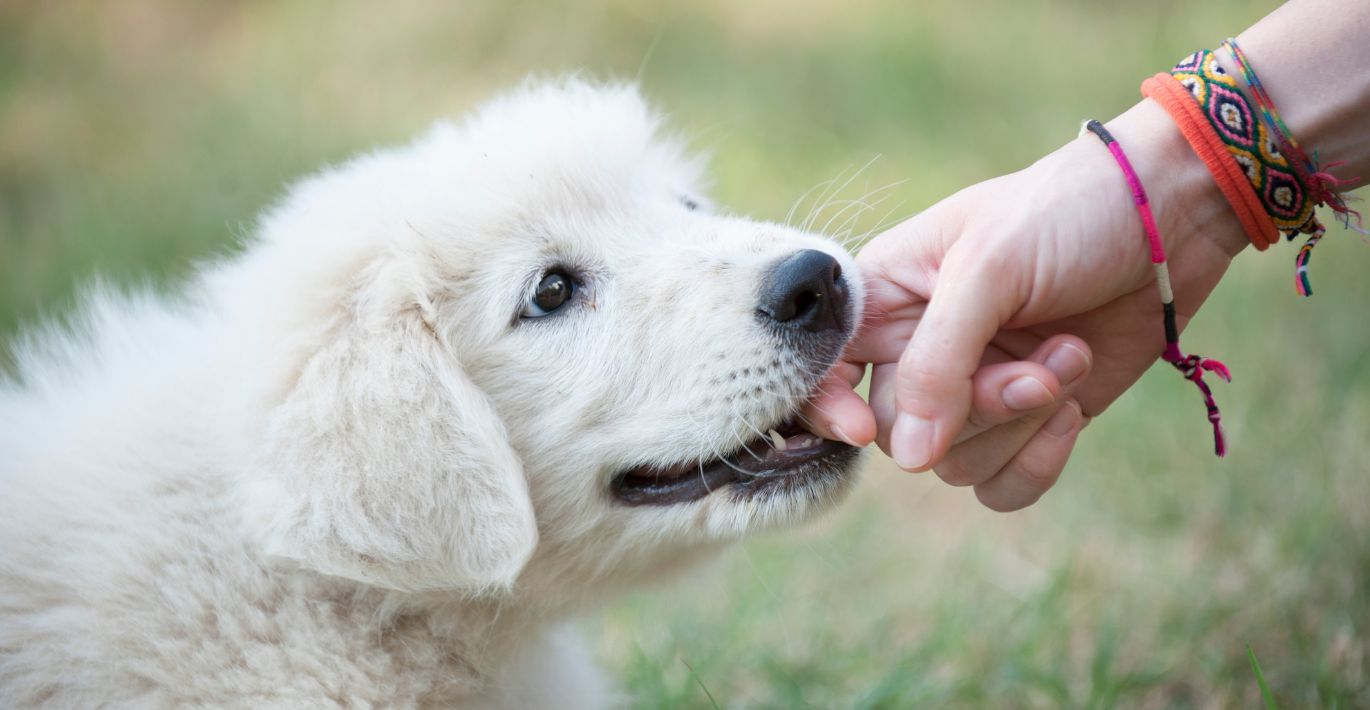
[{"left": 246, "top": 275, "right": 537, "bottom": 593}]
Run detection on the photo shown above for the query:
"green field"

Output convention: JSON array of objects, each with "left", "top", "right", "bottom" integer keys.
[{"left": 2, "top": 2, "right": 1366, "bottom": 706}]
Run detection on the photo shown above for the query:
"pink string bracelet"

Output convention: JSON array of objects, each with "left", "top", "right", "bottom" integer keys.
[{"left": 1081, "top": 119, "right": 1232, "bottom": 457}]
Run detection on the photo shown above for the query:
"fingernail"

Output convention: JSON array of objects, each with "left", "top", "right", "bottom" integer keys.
[
  {"left": 890, "top": 412, "right": 934, "bottom": 471},
  {"left": 1002, "top": 376, "right": 1054, "bottom": 411},
  {"left": 1043, "top": 343, "right": 1090, "bottom": 388},
  {"left": 830, "top": 424, "right": 859, "bottom": 447},
  {"left": 1044, "top": 402, "right": 1081, "bottom": 437}
]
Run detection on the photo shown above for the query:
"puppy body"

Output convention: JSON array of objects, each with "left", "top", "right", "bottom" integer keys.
[{"left": 0, "top": 82, "right": 862, "bottom": 707}]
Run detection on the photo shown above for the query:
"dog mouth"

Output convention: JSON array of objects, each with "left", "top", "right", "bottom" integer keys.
[{"left": 610, "top": 417, "right": 857, "bottom": 506}]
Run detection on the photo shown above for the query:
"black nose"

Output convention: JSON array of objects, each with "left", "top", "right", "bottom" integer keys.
[{"left": 757, "top": 249, "right": 847, "bottom": 332}]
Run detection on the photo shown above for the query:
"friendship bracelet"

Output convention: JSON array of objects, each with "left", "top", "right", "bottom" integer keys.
[
  {"left": 1170, "top": 50, "right": 1318, "bottom": 235},
  {"left": 1219, "top": 38, "right": 1366, "bottom": 296},
  {"left": 1152, "top": 45, "right": 1364, "bottom": 296},
  {"left": 1082, "top": 120, "right": 1231, "bottom": 457},
  {"left": 1223, "top": 39, "right": 1361, "bottom": 221},
  {"left": 1141, "top": 72, "right": 1278, "bottom": 251}
]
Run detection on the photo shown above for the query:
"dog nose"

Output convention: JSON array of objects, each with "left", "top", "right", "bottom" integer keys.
[{"left": 757, "top": 249, "right": 847, "bottom": 332}]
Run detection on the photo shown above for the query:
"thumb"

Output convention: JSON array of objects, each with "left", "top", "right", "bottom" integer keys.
[{"left": 889, "top": 262, "right": 1015, "bottom": 471}]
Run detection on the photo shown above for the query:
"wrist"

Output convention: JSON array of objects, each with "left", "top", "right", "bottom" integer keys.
[{"left": 1103, "top": 99, "right": 1249, "bottom": 262}]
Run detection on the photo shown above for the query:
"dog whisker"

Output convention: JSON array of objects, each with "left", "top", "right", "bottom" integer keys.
[
  {"left": 801, "top": 155, "right": 881, "bottom": 234},
  {"left": 798, "top": 165, "right": 853, "bottom": 233},
  {"left": 816, "top": 180, "right": 904, "bottom": 239},
  {"left": 785, "top": 174, "right": 842, "bottom": 230}
]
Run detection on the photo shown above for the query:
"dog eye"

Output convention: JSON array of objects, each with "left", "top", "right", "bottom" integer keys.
[
  {"left": 523, "top": 271, "right": 574, "bottom": 318},
  {"left": 680, "top": 195, "right": 700, "bottom": 211}
]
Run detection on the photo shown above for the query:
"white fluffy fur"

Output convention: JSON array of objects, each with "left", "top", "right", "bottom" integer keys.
[{"left": 0, "top": 80, "right": 863, "bottom": 708}]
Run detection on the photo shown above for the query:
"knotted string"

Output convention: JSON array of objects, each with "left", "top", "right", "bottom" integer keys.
[{"left": 1083, "top": 119, "right": 1231, "bottom": 456}]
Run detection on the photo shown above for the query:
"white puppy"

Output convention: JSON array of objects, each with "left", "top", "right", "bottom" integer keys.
[{"left": 0, "top": 80, "right": 864, "bottom": 708}]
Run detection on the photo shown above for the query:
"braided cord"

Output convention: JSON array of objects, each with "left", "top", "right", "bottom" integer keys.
[{"left": 1082, "top": 120, "right": 1230, "bottom": 457}]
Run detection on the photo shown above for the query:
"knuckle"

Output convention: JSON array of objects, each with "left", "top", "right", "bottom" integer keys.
[
  {"left": 963, "top": 411, "right": 990, "bottom": 434},
  {"left": 1009, "top": 456, "right": 1063, "bottom": 491},
  {"left": 897, "top": 363, "right": 952, "bottom": 408},
  {"left": 933, "top": 455, "right": 980, "bottom": 488},
  {"left": 946, "top": 245, "right": 1014, "bottom": 287},
  {"left": 896, "top": 356, "right": 941, "bottom": 387}
]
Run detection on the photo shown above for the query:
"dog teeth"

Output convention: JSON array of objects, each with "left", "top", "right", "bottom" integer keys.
[
  {"left": 768, "top": 428, "right": 786, "bottom": 451},
  {"left": 767, "top": 431, "right": 824, "bottom": 451}
]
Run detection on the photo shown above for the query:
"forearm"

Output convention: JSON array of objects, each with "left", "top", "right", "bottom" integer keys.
[
  {"left": 1089, "top": 0, "right": 1370, "bottom": 280},
  {"left": 1103, "top": 100, "right": 1249, "bottom": 262}
]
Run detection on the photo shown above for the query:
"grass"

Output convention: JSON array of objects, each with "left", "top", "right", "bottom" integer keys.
[
  {"left": 2, "top": 1, "right": 1366, "bottom": 706},
  {"left": 1250, "top": 646, "right": 1280, "bottom": 710}
]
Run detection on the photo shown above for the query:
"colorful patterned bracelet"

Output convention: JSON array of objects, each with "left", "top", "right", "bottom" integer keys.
[
  {"left": 1140, "top": 72, "right": 1278, "bottom": 252},
  {"left": 1082, "top": 119, "right": 1231, "bottom": 457},
  {"left": 1219, "top": 38, "right": 1365, "bottom": 296},
  {"left": 1166, "top": 45, "right": 1364, "bottom": 296},
  {"left": 1171, "top": 49, "right": 1318, "bottom": 235}
]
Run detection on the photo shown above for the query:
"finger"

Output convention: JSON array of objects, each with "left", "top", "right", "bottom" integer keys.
[
  {"left": 936, "top": 403, "right": 1061, "bottom": 487},
  {"left": 872, "top": 341, "right": 1018, "bottom": 459},
  {"left": 842, "top": 296, "right": 924, "bottom": 365},
  {"left": 959, "top": 360, "right": 1062, "bottom": 442},
  {"left": 801, "top": 363, "right": 875, "bottom": 447},
  {"left": 935, "top": 335, "right": 1094, "bottom": 486},
  {"left": 868, "top": 362, "right": 897, "bottom": 455},
  {"left": 973, "top": 400, "right": 1086, "bottom": 512},
  {"left": 889, "top": 263, "right": 1017, "bottom": 472},
  {"left": 960, "top": 333, "right": 1092, "bottom": 443},
  {"left": 830, "top": 359, "right": 867, "bottom": 388}
]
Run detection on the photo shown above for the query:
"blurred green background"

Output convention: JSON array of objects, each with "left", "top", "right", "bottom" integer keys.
[{"left": 2, "top": 1, "right": 1366, "bottom": 707}]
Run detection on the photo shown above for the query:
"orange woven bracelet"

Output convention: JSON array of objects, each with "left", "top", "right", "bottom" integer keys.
[{"left": 1141, "top": 72, "right": 1279, "bottom": 250}]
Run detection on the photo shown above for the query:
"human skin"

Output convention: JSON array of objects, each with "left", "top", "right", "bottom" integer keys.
[{"left": 805, "top": 0, "right": 1370, "bottom": 511}]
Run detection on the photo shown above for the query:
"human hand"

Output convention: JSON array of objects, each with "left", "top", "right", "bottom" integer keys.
[{"left": 808, "top": 100, "right": 1249, "bottom": 510}]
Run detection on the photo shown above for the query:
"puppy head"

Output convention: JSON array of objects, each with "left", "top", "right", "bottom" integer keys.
[{"left": 239, "top": 80, "right": 864, "bottom": 596}]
